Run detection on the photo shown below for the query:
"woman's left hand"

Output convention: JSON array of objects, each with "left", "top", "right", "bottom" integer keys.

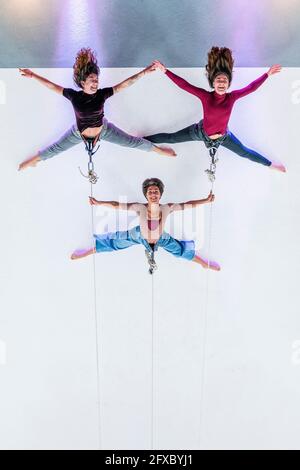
[
  {"left": 143, "top": 62, "right": 157, "bottom": 74},
  {"left": 267, "top": 64, "right": 282, "bottom": 76}
]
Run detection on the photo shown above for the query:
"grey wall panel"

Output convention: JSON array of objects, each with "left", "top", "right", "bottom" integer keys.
[{"left": 0, "top": 0, "right": 299, "bottom": 67}]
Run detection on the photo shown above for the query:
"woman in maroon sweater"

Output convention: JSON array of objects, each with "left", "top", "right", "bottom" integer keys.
[{"left": 145, "top": 47, "right": 285, "bottom": 172}]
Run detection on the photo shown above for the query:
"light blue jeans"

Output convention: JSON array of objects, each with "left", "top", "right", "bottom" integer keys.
[
  {"left": 94, "top": 226, "right": 196, "bottom": 261},
  {"left": 39, "top": 118, "right": 153, "bottom": 160}
]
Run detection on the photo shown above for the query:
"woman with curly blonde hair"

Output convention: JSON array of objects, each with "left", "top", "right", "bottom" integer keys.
[
  {"left": 145, "top": 47, "right": 285, "bottom": 172},
  {"left": 19, "top": 48, "right": 176, "bottom": 171}
]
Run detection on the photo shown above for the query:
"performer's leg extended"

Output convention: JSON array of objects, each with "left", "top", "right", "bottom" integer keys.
[
  {"left": 221, "top": 131, "right": 276, "bottom": 167},
  {"left": 192, "top": 252, "right": 220, "bottom": 271},
  {"left": 19, "top": 125, "right": 82, "bottom": 171},
  {"left": 100, "top": 120, "right": 176, "bottom": 157},
  {"left": 144, "top": 123, "right": 203, "bottom": 144},
  {"left": 157, "top": 233, "right": 220, "bottom": 271},
  {"left": 71, "top": 227, "right": 141, "bottom": 260}
]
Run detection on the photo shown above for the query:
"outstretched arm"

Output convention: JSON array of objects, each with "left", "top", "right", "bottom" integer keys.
[
  {"left": 231, "top": 65, "right": 282, "bottom": 100},
  {"left": 19, "top": 68, "right": 63, "bottom": 94},
  {"left": 89, "top": 197, "right": 140, "bottom": 211},
  {"left": 153, "top": 60, "right": 207, "bottom": 100},
  {"left": 112, "top": 64, "right": 156, "bottom": 94},
  {"left": 168, "top": 191, "right": 215, "bottom": 211}
]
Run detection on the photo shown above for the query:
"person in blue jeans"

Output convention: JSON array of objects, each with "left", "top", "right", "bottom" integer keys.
[
  {"left": 144, "top": 47, "right": 285, "bottom": 172},
  {"left": 71, "top": 177, "right": 221, "bottom": 271},
  {"left": 18, "top": 48, "right": 176, "bottom": 171}
]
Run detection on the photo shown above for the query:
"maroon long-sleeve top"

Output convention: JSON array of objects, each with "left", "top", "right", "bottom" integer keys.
[{"left": 165, "top": 70, "right": 268, "bottom": 135}]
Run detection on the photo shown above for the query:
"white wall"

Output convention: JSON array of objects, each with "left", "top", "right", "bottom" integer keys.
[{"left": 0, "top": 67, "right": 299, "bottom": 449}]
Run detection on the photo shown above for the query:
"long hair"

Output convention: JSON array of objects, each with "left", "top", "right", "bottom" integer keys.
[
  {"left": 142, "top": 178, "right": 165, "bottom": 198},
  {"left": 205, "top": 46, "right": 234, "bottom": 88},
  {"left": 73, "top": 47, "right": 100, "bottom": 88}
]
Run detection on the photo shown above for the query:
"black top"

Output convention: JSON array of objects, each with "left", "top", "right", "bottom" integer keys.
[{"left": 63, "top": 87, "right": 114, "bottom": 133}]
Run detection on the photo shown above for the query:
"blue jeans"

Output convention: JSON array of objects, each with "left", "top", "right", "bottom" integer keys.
[
  {"left": 39, "top": 118, "right": 153, "bottom": 160},
  {"left": 94, "top": 226, "right": 195, "bottom": 261},
  {"left": 145, "top": 120, "right": 271, "bottom": 166}
]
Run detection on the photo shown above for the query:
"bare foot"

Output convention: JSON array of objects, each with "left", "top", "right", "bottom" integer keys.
[
  {"left": 270, "top": 162, "right": 286, "bottom": 173},
  {"left": 153, "top": 145, "right": 177, "bottom": 157},
  {"left": 71, "top": 248, "right": 95, "bottom": 260},
  {"left": 202, "top": 260, "right": 221, "bottom": 271},
  {"left": 18, "top": 155, "right": 41, "bottom": 171},
  {"left": 193, "top": 254, "right": 221, "bottom": 271}
]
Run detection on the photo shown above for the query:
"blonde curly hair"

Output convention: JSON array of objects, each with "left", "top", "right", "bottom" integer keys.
[
  {"left": 73, "top": 47, "right": 100, "bottom": 88},
  {"left": 205, "top": 46, "right": 234, "bottom": 88}
]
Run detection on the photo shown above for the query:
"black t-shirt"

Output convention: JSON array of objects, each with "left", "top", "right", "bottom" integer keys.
[{"left": 63, "top": 87, "right": 114, "bottom": 133}]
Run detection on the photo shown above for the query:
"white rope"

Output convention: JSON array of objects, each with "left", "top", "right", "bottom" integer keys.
[
  {"left": 151, "top": 271, "right": 155, "bottom": 450},
  {"left": 90, "top": 182, "right": 102, "bottom": 449},
  {"left": 199, "top": 155, "right": 217, "bottom": 448}
]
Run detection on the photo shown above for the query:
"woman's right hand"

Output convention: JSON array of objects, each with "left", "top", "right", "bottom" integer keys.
[
  {"left": 19, "top": 68, "right": 33, "bottom": 78},
  {"left": 206, "top": 191, "right": 215, "bottom": 203},
  {"left": 153, "top": 60, "right": 167, "bottom": 73},
  {"left": 89, "top": 197, "right": 99, "bottom": 205}
]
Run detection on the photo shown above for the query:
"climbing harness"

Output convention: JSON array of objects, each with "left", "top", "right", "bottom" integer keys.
[
  {"left": 145, "top": 245, "right": 158, "bottom": 275},
  {"left": 79, "top": 135, "right": 101, "bottom": 184},
  {"left": 205, "top": 146, "right": 218, "bottom": 183},
  {"left": 203, "top": 131, "right": 227, "bottom": 183}
]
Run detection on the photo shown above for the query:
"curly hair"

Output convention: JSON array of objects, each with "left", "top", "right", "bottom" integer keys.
[
  {"left": 205, "top": 46, "right": 234, "bottom": 88},
  {"left": 73, "top": 47, "right": 100, "bottom": 88},
  {"left": 142, "top": 178, "right": 165, "bottom": 198}
]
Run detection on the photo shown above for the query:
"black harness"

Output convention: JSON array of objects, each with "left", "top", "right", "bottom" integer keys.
[
  {"left": 79, "top": 134, "right": 101, "bottom": 184},
  {"left": 201, "top": 122, "right": 227, "bottom": 182},
  {"left": 145, "top": 243, "right": 158, "bottom": 275}
]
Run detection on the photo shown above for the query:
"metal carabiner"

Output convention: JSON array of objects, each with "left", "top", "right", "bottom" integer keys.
[
  {"left": 145, "top": 249, "right": 158, "bottom": 275},
  {"left": 205, "top": 146, "right": 219, "bottom": 182},
  {"left": 78, "top": 166, "right": 99, "bottom": 184},
  {"left": 79, "top": 138, "right": 100, "bottom": 184}
]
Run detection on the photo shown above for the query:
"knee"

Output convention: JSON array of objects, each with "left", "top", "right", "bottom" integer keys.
[
  {"left": 129, "top": 136, "right": 142, "bottom": 147},
  {"left": 239, "top": 150, "right": 250, "bottom": 157},
  {"left": 39, "top": 145, "right": 60, "bottom": 160},
  {"left": 130, "top": 136, "right": 151, "bottom": 149}
]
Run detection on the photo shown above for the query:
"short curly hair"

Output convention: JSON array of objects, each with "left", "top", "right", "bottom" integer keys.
[
  {"left": 205, "top": 46, "right": 234, "bottom": 88},
  {"left": 142, "top": 178, "right": 165, "bottom": 198},
  {"left": 73, "top": 47, "right": 100, "bottom": 88}
]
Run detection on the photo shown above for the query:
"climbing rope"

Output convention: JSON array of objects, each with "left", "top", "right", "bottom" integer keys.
[
  {"left": 89, "top": 180, "right": 102, "bottom": 449},
  {"left": 145, "top": 242, "right": 157, "bottom": 448},
  {"left": 151, "top": 272, "right": 155, "bottom": 449},
  {"left": 199, "top": 137, "right": 223, "bottom": 446}
]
